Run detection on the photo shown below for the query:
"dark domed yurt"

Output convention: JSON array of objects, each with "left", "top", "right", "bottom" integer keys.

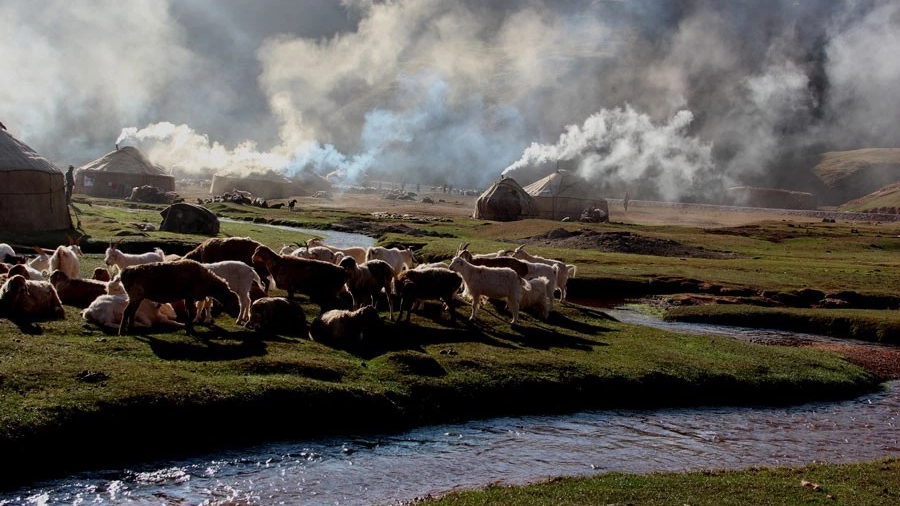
[
  {"left": 0, "top": 127, "right": 71, "bottom": 232},
  {"left": 75, "top": 146, "right": 175, "bottom": 199},
  {"left": 472, "top": 177, "right": 539, "bottom": 221}
]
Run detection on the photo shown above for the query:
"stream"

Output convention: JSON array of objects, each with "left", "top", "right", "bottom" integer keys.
[{"left": 3, "top": 225, "right": 899, "bottom": 505}]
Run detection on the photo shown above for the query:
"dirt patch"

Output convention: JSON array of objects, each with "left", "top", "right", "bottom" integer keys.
[
  {"left": 810, "top": 343, "right": 900, "bottom": 381},
  {"left": 704, "top": 224, "right": 801, "bottom": 243},
  {"left": 332, "top": 217, "right": 455, "bottom": 239},
  {"left": 526, "top": 229, "right": 740, "bottom": 259}
]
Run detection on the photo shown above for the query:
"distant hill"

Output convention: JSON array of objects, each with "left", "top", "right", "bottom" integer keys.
[
  {"left": 812, "top": 148, "right": 900, "bottom": 205},
  {"left": 839, "top": 181, "right": 900, "bottom": 214}
]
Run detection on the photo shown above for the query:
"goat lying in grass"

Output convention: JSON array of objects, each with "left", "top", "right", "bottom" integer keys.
[
  {"left": 0, "top": 274, "right": 65, "bottom": 322},
  {"left": 309, "top": 305, "right": 381, "bottom": 350},
  {"left": 117, "top": 260, "right": 239, "bottom": 335},
  {"left": 449, "top": 255, "right": 527, "bottom": 324},
  {"left": 50, "top": 270, "right": 107, "bottom": 308},
  {"left": 245, "top": 297, "right": 308, "bottom": 336},
  {"left": 83, "top": 294, "right": 180, "bottom": 330},
  {"left": 251, "top": 245, "right": 347, "bottom": 308},
  {"left": 307, "top": 237, "right": 367, "bottom": 265},
  {"left": 393, "top": 267, "right": 463, "bottom": 323},
  {"left": 104, "top": 240, "right": 165, "bottom": 274}
]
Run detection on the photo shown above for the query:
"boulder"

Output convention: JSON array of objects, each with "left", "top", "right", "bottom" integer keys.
[{"left": 159, "top": 203, "right": 220, "bottom": 236}]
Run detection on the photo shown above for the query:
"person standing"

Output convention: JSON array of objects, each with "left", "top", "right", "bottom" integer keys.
[{"left": 65, "top": 165, "right": 75, "bottom": 204}]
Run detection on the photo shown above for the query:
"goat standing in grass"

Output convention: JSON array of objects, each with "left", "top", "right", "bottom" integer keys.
[
  {"left": 449, "top": 255, "right": 526, "bottom": 324},
  {"left": 506, "top": 245, "right": 575, "bottom": 301},
  {"left": 196, "top": 261, "right": 263, "bottom": 325},
  {"left": 340, "top": 257, "right": 394, "bottom": 319},
  {"left": 365, "top": 246, "right": 416, "bottom": 275},
  {"left": 184, "top": 237, "right": 271, "bottom": 291},
  {"left": 117, "top": 260, "right": 239, "bottom": 335},
  {"left": 394, "top": 267, "right": 462, "bottom": 323},
  {"left": 251, "top": 245, "right": 347, "bottom": 308}
]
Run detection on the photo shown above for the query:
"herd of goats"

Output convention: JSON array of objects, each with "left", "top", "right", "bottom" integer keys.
[{"left": 0, "top": 235, "right": 576, "bottom": 350}]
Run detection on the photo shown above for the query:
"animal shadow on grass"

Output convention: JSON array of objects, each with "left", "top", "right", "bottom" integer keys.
[
  {"left": 471, "top": 300, "right": 609, "bottom": 351},
  {"left": 138, "top": 325, "right": 272, "bottom": 361},
  {"left": 10, "top": 320, "right": 45, "bottom": 335}
]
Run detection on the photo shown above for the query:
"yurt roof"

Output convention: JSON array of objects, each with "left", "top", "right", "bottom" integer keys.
[
  {"left": 523, "top": 169, "right": 593, "bottom": 198},
  {"left": 0, "top": 127, "right": 62, "bottom": 174},
  {"left": 78, "top": 146, "right": 168, "bottom": 176}
]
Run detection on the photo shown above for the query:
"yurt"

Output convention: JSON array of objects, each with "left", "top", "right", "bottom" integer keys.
[
  {"left": 75, "top": 146, "right": 175, "bottom": 198},
  {"left": 523, "top": 170, "right": 609, "bottom": 221},
  {"left": 472, "top": 177, "right": 539, "bottom": 221},
  {"left": 291, "top": 167, "right": 333, "bottom": 195},
  {"left": 0, "top": 126, "right": 71, "bottom": 232},
  {"left": 210, "top": 169, "right": 297, "bottom": 199}
]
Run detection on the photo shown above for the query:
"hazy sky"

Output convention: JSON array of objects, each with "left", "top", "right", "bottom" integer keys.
[{"left": 2, "top": 0, "right": 898, "bottom": 199}]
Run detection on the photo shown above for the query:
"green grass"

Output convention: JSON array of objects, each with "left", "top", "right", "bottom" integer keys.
[{"left": 422, "top": 458, "right": 900, "bottom": 506}]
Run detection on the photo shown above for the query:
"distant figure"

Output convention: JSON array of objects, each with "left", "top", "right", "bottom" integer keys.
[
  {"left": 115, "top": 143, "right": 119, "bottom": 150},
  {"left": 65, "top": 165, "right": 75, "bottom": 204},
  {"left": 288, "top": 199, "right": 297, "bottom": 211},
  {"left": 623, "top": 191, "right": 630, "bottom": 212},
  {"left": 416, "top": 182, "right": 420, "bottom": 193}
]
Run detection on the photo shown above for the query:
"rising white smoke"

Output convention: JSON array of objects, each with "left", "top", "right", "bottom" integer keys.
[{"left": 502, "top": 107, "right": 715, "bottom": 201}]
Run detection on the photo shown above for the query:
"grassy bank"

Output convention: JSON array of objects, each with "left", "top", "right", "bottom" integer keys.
[
  {"left": 421, "top": 458, "right": 900, "bottom": 506},
  {"left": 665, "top": 305, "right": 900, "bottom": 344}
]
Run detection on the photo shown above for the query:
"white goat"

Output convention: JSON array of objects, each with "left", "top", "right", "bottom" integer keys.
[
  {"left": 448, "top": 255, "right": 526, "bottom": 324},
  {"left": 293, "top": 246, "right": 344, "bottom": 264},
  {"left": 366, "top": 246, "right": 416, "bottom": 275},
  {"left": 519, "top": 276, "right": 554, "bottom": 320},
  {"left": 506, "top": 246, "right": 575, "bottom": 301},
  {"left": 195, "top": 261, "right": 262, "bottom": 325},
  {"left": 0, "top": 244, "right": 15, "bottom": 262},
  {"left": 82, "top": 294, "right": 181, "bottom": 330},
  {"left": 49, "top": 246, "right": 81, "bottom": 279},
  {"left": 28, "top": 247, "right": 51, "bottom": 274},
  {"left": 307, "top": 237, "right": 367, "bottom": 265},
  {"left": 104, "top": 240, "right": 165, "bottom": 274}
]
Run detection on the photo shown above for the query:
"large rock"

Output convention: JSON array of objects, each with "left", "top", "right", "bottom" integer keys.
[{"left": 159, "top": 203, "right": 220, "bottom": 235}]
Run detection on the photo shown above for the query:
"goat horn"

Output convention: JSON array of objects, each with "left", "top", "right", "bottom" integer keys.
[
  {"left": 75, "top": 234, "right": 84, "bottom": 245},
  {"left": 514, "top": 244, "right": 524, "bottom": 252},
  {"left": 66, "top": 234, "right": 74, "bottom": 245},
  {"left": 113, "top": 239, "right": 124, "bottom": 249}
]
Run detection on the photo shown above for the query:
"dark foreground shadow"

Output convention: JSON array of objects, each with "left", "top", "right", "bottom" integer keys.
[{"left": 135, "top": 325, "right": 272, "bottom": 361}]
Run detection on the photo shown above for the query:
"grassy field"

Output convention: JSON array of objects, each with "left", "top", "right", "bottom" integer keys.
[
  {"left": 1, "top": 196, "right": 898, "bottom": 486},
  {"left": 420, "top": 458, "right": 900, "bottom": 506}
]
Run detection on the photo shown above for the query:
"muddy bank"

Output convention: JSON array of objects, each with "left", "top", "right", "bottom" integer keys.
[
  {"left": 526, "top": 228, "right": 739, "bottom": 259},
  {"left": 567, "top": 277, "right": 900, "bottom": 311}
]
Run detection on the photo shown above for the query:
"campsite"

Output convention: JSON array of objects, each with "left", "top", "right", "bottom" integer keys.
[{"left": 4, "top": 1, "right": 900, "bottom": 503}]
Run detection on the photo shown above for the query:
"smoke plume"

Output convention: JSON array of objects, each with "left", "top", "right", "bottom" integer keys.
[{"left": 1, "top": 0, "right": 898, "bottom": 200}]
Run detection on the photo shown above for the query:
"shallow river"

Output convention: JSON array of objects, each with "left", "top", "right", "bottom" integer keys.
[{"left": 3, "top": 315, "right": 899, "bottom": 506}]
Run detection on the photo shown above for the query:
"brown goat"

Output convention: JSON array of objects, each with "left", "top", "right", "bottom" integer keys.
[
  {"left": 184, "top": 237, "right": 271, "bottom": 290},
  {"left": 91, "top": 267, "right": 111, "bottom": 282},
  {"left": 394, "top": 267, "right": 463, "bottom": 322},
  {"left": 118, "top": 260, "right": 239, "bottom": 335},
  {"left": 456, "top": 249, "right": 529, "bottom": 278},
  {"left": 340, "top": 257, "right": 394, "bottom": 319},
  {"left": 50, "top": 270, "right": 107, "bottom": 308},
  {"left": 245, "top": 297, "right": 308, "bottom": 336},
  {"left": 309, "top": 305, "right": 381, "bottom": 350},
  {"left": 251, "top": 245, "right": 347, "bottom": 307},
  {"left": 0, "top": 274, "right": 66, "bottom": 322}
]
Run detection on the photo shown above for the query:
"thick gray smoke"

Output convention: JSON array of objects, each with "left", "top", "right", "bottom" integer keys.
[{"left": 2, "top": 0, "right": 899, "bottom": 200}]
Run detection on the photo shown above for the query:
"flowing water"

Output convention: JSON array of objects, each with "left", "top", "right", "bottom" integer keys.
[{"left": 218, "top": 218, "right": 376, "bottom": 250}]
